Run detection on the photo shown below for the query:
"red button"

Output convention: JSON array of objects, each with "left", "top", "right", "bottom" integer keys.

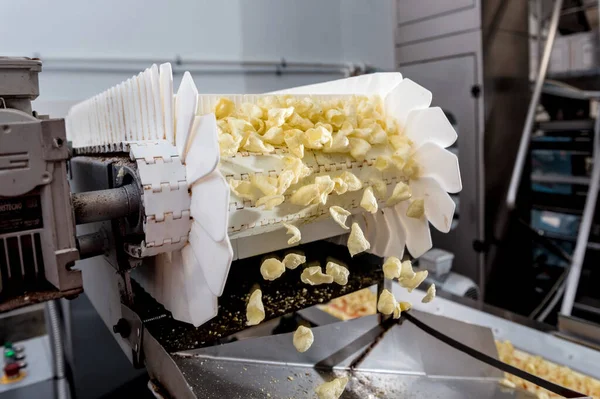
[{"left": 4, "top": 363, "right": 21, "bottom": 378}]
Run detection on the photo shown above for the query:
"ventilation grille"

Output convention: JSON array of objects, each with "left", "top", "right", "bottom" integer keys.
[
  {"left": 464, "top": 287, "right": 479, "bottom": 301},
  {"left": 0, "top": 232, "right": 45, "bottom": 291}
]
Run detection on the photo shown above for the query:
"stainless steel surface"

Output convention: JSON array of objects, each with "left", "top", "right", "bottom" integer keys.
[
  {"left": 71, "top": 185, "right": 140, "bottom": 225},
  {"left": 561, "top": 114, "right": 600, "bottom": 316},
  {"left": 150, "top": 313, "right": 532, "bottom": 399},
  {"left": 558, "top": 314, "right": 600, "bottom": 348},
  {"left": 506, "top": 0, "right": 563, "bottom": 210}
]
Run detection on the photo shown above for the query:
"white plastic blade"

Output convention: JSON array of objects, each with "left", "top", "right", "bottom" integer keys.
[
  {"left": 175, "top": 72, "right": 198, "bottom": 159},
  {"left": 271, "top": 72, "right": 404, "bottom": 96},
  {"left": 412, "top": 142, "right": 462, "bottom": 193},
  {"left": 381, "top": 207, "right": 406, "bottom": 259},
  {"left": 409, "top": 177, "right": 456, "bottom": 233},
  {"left": 395, "top": 201, "right": 432, "bottom": 258},
  {"left": 138, "top": 72, "right": 150, "bottom": 140},
  {"left": 404, "top": 107, "right": 458, "bottom": 149},
  {"left": 185, "top": 114, "right": 220, "bottom": 185},
  {"left": 188, "top": 222, "right": 233, "bottom": 297},
  {"left": 190, "top": 171, "right": 229, "bottom": 243},
  {"left": 182, "top": 245, "right": 219, "bottom": 327},
  {"left": 150, "top": 64, "right": 164, "bottom": 140},
  {"left": 132, "top": 75, "right": 145, "bottom": 141},
  {"left": 385, "top": 78, "right": 432, "bottom": 129},
  {"left": 159, "top": 63, "right": 174, "bottom": 145},
  {"left": 365, "top": 211, "right": 391, "bottom": 257}
]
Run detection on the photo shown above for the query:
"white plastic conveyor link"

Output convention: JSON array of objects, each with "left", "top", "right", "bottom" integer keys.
[{"left": 129, "top": 141, "right": 192, "bottom": 257}]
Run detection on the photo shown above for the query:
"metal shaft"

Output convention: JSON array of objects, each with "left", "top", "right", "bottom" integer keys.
[
  {"left": 77, "top": 231, "right": 106, "bottom": 259},
  {"left": 506, "top": 0, "right": 563, "bottom": 210},
  {"left": 72, "top": 185, "right": 140, "bottom": 225}
]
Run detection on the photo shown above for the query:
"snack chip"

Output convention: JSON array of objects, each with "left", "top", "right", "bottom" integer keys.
[
  {"left": 374, "top": 155, "right": 392, "bottom": 171},
  {"left": 329, "top": 206, "right": 351, "bottom": 230},
  {"left": 246, "top": 289, "right": 265, "bottom": 326},
  {"left": 399, "top": 270, "right": 428, "bottom": 292},
  {"left": 400, "top": 260, "right": 416, "bottom": 280},
  {"left": 377, "top": 289, "right": 397, "bottom": 315},
  {"left": 250, "top": 174, "right": 278, "bottom": 196},
  {"left": 260, "top": 258, "right": 285, "bottom": 281},
  {"left": 283, "top": 156, "right": 312, "bottom": 184},
  {"left": 290, "top": 184, "right": 320, "bottom": 206},
  {"left": 315, "top": 175, "right": 336, "bottom": 205},
  {"left": 218, "top": 133, "right": 242, "bottom": 157},
  {"left": 283, "top": 223, "right": 301, "bottom": 245},
  {"left": 349, "top": 137, "right": 371, "bottom": 161},
  {"left": 339, "top": 171, "right": 362, "bottom": 192},
  {"left": 369, "top": 177, "right": 388, "bottom": 198},
  {"left": 282, "top": 253, "right": 306, "bottom": 270},
  {"left": 243, "top": 133, "right": 275, "bottom": 153},
  {"left": 229, "top": 179, "right": 255, "bottom": 201},
  {"left": 360, "top": 186, "right": 378, "bottom": 214},
  {"left": 315, "top": 376, "right": 349, "bottom": 399},
  {"left": 256, "top": 194, "right": 285, "bottom": 210},
  {"left": 262, "top": 126, "right": 285, "bottom": 145},
  {"left": 406, "top": 198, "right": 425, "bottom": 218},
  {"left": 347, "top": 223, "right": 370, "bottom": 257},
  {"left": 301, "top": 266, "right": 334, "bottom": 285},
  {"left": 422, "top": 284, "right": 436, "bottom": 303},
  {"left": 332, "top": 177, "right": 348, "bottom": 195},
  {"left": 292, "top": 325, "right": 314, "bottom": 353},
  {"left": 382, "top": 257, "right": 401, "bottom": 280},
  {"left": 325, "top": 261, "right": 350, "bottom": 285},
  {"left": 214, "top": 97, "right": 235, "bottom": 119},
  {"left": 386, "top": 182, "right": 412, "bottom": 206}
]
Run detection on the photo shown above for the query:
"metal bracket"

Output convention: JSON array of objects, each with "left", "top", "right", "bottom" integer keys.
[{"left": 115, "top": 304, "right": 144, "bottom": 368}]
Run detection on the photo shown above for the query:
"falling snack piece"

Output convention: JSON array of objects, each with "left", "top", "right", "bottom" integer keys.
[
  {"left": 347, "top": 223, "right": 370, "bottom": 257},
  {"left": 399, "top": 270, "right": 428, "bottom": 293},
  {"left": 246, "top": 289, "right": 265, "bottom": 326},
  {"left": 386, "top": 181, "right": 412, "bottom": 206},
  {"left": 283, "top": 223, "right": 301, "bottom": 245},
  {"left": 315, "top": 376, "right": 349, "bottom": 399},
  {"left": 282, "top": 253, "right": 306, "bottom": 270},
  {"left": 290, "top": 184, "right": 320, "bottom": 206},
  {"left": 399, "top": 260, "right": 416, "bottom": 280},
  {"left": 422, "top": 284, "right": 436, "bottom": 303},
  {"left": 329, "top": 206, "right": 351, "bottom": 230},
  {"left": 382, "top": 257, "right": 401, "bottom": 280},
  {"left": 406, "top": 198, "right": 425, "bottom": 218},
  {"left": 293, "top": 325, "right": 314, "bottom": 353},
  {"left": 377, "top": 289, "right": 397, "bottom": 315},
  {"left": 301, "top": 266, "right": 334, "bottom": 285},
  {"left": 315, "top": 175, "right": 336, "bottom": 205},
  {"left": 339, "top": 171, "right": 363, "bottom": 192},
  {"left": 260, "top": 258, "right": 285, "bottom": 281},
  {"left": 255, "top": 194, "right": 285, "bottom": 210},
  {"left": 369, "top": 177, "right": 388, "bottom": 198},
  {"left": 399, "top": 301, "right": 412, "bottom": 311},
  {"left": 332, "top": 177, "right": 348, "bottom": 195},
  {"left": 360, "top": 186, "right": 378, "bottom": 214},
  {"left": 393, "top": 302, "right": 402, "bottom": 319},
  {"left": 325, "top": 262, "right": 350, "bottom": 285}
]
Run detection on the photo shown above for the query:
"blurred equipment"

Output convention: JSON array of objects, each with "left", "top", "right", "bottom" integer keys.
[{"left": 419, "top": 248, "right": 480, "bottom": 300}]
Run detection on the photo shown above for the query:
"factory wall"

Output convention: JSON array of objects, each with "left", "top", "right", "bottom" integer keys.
[{"left": 1, "top": 0, "right": 396, "bottom": 117}]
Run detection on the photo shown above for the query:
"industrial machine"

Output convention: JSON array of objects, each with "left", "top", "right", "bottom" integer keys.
[{"left": 1, "top": 57, "right": 598, "bottom": 399}]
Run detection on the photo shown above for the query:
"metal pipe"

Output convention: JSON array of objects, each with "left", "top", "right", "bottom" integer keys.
[
  {"left": 45, "top": 300, "right": 70, "bottom": 399},
  {"left": 506, "top": 0, "right": 563, "bottom": 210},
  {"left": 560, "top": 112, "right": 600, "bottom": 316},
  {"left": 77, "top": 231, "right": 106, "bottom": 259},
  {"left": 72, "top": 185, "right": 140, "bottom": 225}
]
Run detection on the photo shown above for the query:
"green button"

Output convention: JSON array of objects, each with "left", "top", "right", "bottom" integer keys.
[
  {"left": 4, "top": 349, "right": 15, "bottom": 358},
  {"left": 3, "top": 342, "right": 12, "bottom": 349}
]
